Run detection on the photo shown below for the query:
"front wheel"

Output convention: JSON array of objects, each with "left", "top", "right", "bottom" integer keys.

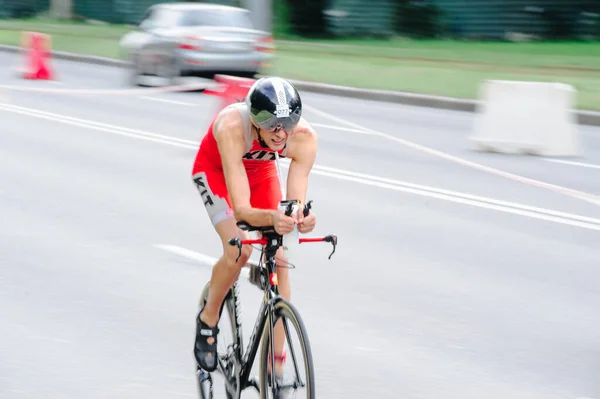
[{"left": 259, "top": 299, "right": 315, "bottom": 399}]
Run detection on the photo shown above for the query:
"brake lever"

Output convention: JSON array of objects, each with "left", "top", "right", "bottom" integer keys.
[
  {"left": 228, "top": 238, "right": 242, "bottom": 263},
  {"left": 303, "top": 200, "right": 313, "bottom": 217},
  {"left": 285, "top": 202, "right": 295, "bottom": 216},
  {"left": 324, "top": 234, "right": 337, "bottom": 259}
]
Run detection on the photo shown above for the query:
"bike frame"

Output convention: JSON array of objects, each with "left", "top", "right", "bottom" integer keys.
[{"left": 221, "top": 225, "right": 337, "bottom": 395}]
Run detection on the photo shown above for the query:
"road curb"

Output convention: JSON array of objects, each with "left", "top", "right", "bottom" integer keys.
[
  {"left": 1, "top": 44, "right": 599, "bottom": 126},
  {"left": 286, "top": 80, "right": 478, "bottom": 112},
  {"left": 0, "top": 44, "right": 128, "bottom": 67}
]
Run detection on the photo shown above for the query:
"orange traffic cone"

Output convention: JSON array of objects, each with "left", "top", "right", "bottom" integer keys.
[
  {"left": 204, "top": 74, "right": 256, "bottom": 115},
  {"left": 21, "top": 31, "right": 55, "bottom": 80}
]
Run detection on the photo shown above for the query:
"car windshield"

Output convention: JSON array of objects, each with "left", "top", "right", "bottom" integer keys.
[{"left": 178, "top": 8, "right": 253, "bottom": 29}]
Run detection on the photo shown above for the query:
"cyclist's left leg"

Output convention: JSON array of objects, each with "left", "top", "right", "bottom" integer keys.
[{"left": 249, "top": 167, "right": 289, "bottom": 377}]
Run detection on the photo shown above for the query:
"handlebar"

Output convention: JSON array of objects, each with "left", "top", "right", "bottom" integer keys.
[
  {"left": 227, "top": 200, "right": 337, "bottom": 262},
  {"left": 228, "top": 235, "right": 338, "bottom": 260}
]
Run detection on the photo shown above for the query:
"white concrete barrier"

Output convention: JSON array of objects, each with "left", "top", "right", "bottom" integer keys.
[{"left": 470, "top": 80, "right": 580, "bottom": 156}]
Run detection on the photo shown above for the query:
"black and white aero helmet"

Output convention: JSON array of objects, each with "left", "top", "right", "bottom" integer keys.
[{"left": 245, "top": 76, "right": 302, "bottom": 132}]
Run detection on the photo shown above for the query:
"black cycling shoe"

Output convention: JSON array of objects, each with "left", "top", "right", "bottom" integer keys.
[{"left": 194, "top": 306, "right": 220, "bottom": 372}]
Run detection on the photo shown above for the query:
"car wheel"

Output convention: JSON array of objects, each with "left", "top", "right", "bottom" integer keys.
[
  {"left": 158, "top": 56, "right": 181, "bottom": 86},
  {"left": 127, "top": 53, "right": 145, "bottom": 87},
  {"left": 241, "top": 71, "right": 258, "bottom": 79}
]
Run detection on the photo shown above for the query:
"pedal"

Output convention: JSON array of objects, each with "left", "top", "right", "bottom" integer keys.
[
  {"left": 196, "top": 368, "right": 213, "bottom": 398},
  {"left": 247, "top": 377, "right": 260, "bottom": 393},
  {"left": 196, "top": 368, "right": 211, "bottom": 383}
]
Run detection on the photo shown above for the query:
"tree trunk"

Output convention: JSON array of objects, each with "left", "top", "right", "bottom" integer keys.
[
  {"left": 242, "top": 0, "right": 272, "bottom": 33},
  {"left": 51, "top": 0, "right": 72, "bottom": 20}
]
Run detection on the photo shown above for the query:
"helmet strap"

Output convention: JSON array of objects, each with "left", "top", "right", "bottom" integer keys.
[{"left": 255, "top": 125, "right": 270, "bottom": 149}]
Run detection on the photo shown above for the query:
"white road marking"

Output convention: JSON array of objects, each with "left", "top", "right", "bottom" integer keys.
[
  {"left": 544, "top": 159, "right": 600, "bottom": 170},
  {"left": 311, "top": 122, "right": 373, "bottom": 135},
  {"left": 1, "top": 102, "right": 599, "bottom": 232},
  {"left": 0, "top": 82, "right": 207, "bottom": 95},
  {"left": 309, "top": 168, "right": 600, "bottom": 232},
  {"left": 0, "top": 103, "right": 195, "bottom": 147},
  {"left": 155, "top": 244, "right": 252, "bottom": 278},
  {"left": 303, "top": 104, "right": 600, "bottom": 206},
  {"left": 156, "top": 244, "right": 218, "bottom": 264},
  {"left": 139, "top": 96, "right": 196, "bottom": 106},
  {"left": 309, "top": 163, "right": 600, "bottom": 226}
]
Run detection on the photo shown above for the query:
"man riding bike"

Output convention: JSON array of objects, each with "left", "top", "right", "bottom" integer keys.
[{"left": 191, "top": 76, "right": 318, "bottom": 385}]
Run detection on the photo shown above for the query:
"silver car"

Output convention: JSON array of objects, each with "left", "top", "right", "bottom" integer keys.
[{"left": 119, "top": 2, "right": 275, "bottom": 85}]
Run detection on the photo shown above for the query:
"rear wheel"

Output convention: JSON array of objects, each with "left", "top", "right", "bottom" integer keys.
[
  {"left": 196, "top": 282, "right": 240, "bottom": 399},
  {"left": 259, "top": 299, "right": 315, "bottom": 399}
]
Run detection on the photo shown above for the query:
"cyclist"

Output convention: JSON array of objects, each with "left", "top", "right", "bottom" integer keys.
[{"left": 191, "top": 76, "right": 318, "bottom": 380}]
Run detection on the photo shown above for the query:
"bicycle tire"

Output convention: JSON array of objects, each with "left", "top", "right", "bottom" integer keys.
[
  {"left": 196, "top": 282, "right": 241, "bottom": 399},
  {"left": 258, "top": 298, "right": 316, "bottom": 399}
]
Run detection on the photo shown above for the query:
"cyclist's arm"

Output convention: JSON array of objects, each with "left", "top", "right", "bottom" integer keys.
[
  {"left": 215, "top": 113, "right": 276, "bottom": 226},
  {"left": 286, "top": 121, "right": 318, "bottom": 206}
]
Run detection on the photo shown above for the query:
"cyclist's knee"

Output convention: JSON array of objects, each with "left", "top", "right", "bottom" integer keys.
[{"left": 215, "top": 217, "right": 252, "bottom": 268}]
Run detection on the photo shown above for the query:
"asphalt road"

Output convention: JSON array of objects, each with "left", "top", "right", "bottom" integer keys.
[{"left": 2, "top": 53, "right": 600, "bottom": 399}]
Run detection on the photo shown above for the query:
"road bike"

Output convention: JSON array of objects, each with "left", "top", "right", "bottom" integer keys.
[{"left": 196, "top": 200, "right": 338, "bottom": 399}]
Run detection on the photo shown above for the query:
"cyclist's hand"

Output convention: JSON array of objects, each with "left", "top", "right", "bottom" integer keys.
[
  {"left": 298, "top": 209, "right": 316, "bottom": 233},
  {"left": 274, "top": 210, "right": 295, "bottom": 235}
]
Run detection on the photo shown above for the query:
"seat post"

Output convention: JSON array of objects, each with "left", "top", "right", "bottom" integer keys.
[{"left": 262, "top": 231, "right": 282, "bottom": 295}]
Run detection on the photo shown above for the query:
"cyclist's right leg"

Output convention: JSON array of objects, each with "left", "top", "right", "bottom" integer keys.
[{"left": 192, "top": 171, "right": 252, "bottom": 371}]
